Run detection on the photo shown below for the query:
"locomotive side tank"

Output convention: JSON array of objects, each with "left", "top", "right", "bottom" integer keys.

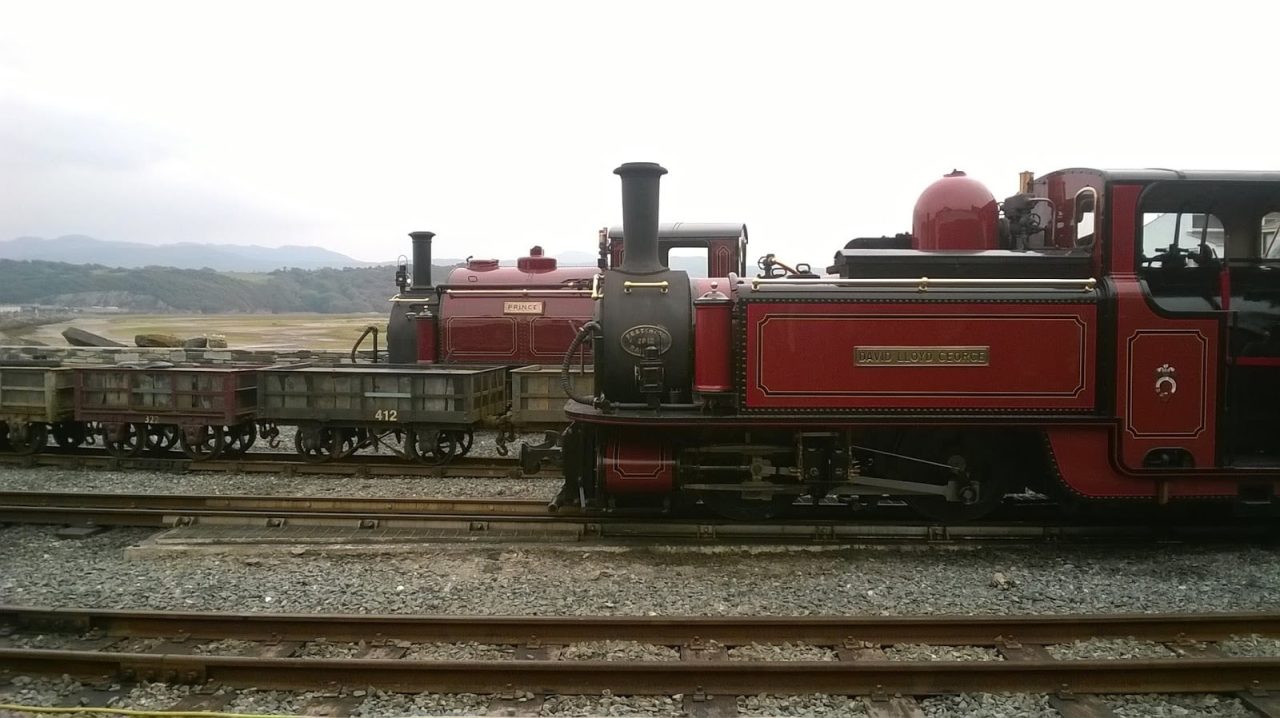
[{"left": 542, "top": 163, "right": 1280, "bottom": 521}]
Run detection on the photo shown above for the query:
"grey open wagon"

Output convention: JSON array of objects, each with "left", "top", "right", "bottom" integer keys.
[
  {"left": 0, "top": 365, "right": 79, "bottom": 453},
  {"left": 256, "top": 365, "right": 506, "bottom": 464}
]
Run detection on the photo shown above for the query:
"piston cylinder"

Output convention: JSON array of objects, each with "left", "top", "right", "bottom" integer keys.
[
  {"left": 694, "top": 282, "right": 733, "bottom": 394},
  {"left": 602, "top": 436, "right": 674, "bottom": 495}
]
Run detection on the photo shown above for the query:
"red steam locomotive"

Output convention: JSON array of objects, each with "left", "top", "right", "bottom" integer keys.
[
  {"left": 385, "top": 225, "right": 748, "bottom": 365},
  {"left": 529, "top": 162, "right": 1280, "bottom": 521}
]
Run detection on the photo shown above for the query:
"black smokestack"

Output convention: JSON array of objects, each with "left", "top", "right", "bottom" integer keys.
[
  {"left": 409, "top": 231, "right": 435, "bottom": 291},
  {"left": 614, "top": 162, "right": 667, "bottom": 274}
]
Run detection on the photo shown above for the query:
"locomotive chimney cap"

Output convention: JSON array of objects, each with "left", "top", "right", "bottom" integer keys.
[
  {"left": 409, "top": 230, "right": 436, "bottom": 240},
  {"left": 614, "top": 162, "right": 668, "bottom": 177}
]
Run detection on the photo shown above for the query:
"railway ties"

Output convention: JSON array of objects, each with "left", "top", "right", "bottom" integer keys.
[{"left": 4, "top": 609, "right": 1280, "bottom": 717}]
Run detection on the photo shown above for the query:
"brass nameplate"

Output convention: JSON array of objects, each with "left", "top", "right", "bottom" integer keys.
[
  {"left": 855, "top": 346, "right": 990, "bottom": 366},
  {"left": 503, "top": 301, "right": 544, "bottom": 315}
]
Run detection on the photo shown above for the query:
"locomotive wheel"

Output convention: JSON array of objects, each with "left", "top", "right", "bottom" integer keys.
[
  {"left": 51, "top": 421, "right": 87, "bottom": 449},
  {"left": 700, "top": 492, "right": 797, "bottom": 521},
  {"left": 102, "top": 423, "right": 144, "bottom": 458},
  {"left": 294, "top": 425, "right": 340, "bottom": 464},
  {"left": 179, "top": 425, "right": 225, "bottom": 461},
  {"left": 895, "top": 432, "right": 1007, "bottom": 523},
  {"left": 144, "top": 425, "right": 179, "bottom": 455},
  {"left": 408, "top": 428, "right": 457, "bottom": 466},
  {"left": 0, "top": 422, "right": 9, "bottom": 451},
  {"left": 7, "top": 422, "right": 48, "bottom": 455},
  {"left": 221, "top": 424, "right": 257, "bottom": 457}
]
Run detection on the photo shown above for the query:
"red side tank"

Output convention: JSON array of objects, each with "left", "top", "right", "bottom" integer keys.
[
  {"left": 694, "top": 281, "right": 733, "bottom": 394},
  {"left": 911, "top": 170, "right": 999, "bottom": 251}
]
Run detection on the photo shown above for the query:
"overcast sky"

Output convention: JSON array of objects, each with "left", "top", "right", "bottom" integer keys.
[{"left": 2, "top": 1, "right": 1278, "bottom": 265}]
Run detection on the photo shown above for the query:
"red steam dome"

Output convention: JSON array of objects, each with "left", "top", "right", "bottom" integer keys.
[{"left": 911, "top": 170, "right": 999, "bottom": 251}]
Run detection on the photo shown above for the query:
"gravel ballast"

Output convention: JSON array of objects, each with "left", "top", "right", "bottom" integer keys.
[
  {"left": 726, "top": 642, "right": 838, "bottom": 661},
  {"left": 883, "top": 643, "right": 1002, "bottom": 661},
  {"left": 1104, "top": 693, "right": 1255, "bottom": 717},
  {"left": 1047, "top": 637, "right": 1176, "bottom": 660},
  {"left": 920, "top": 692, "right": 1057, "bottom": 717},
  {"left": 1, "top": 676, "right": 1265, "bottom": 718},
  {"left": 551, "top": 640, "right": 680, "bottom": 661},
  {"left": 2, "top": 524, "right": 1277, "bottom": 616},
  {"left": 737, "top": 693, "right": 867, "bottom": 716},
  {"left": 540, "top": 692, "right": 684, "bottom": 716},
  {"left": 1221, "top": 633, "right": 1280, "bottom": 657}
]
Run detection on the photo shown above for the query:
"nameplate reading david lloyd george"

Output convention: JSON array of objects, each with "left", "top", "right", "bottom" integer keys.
[
  {"left": 503, "top": 301, "right": 544, "bottom": 315},
  {"left": 855, "top": 346, "right": 990, "bottom": 366}
]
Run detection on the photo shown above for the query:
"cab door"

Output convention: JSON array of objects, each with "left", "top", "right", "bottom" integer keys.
[{"left": 1111, "top": 185, "right": 1221, "bottom": 470}]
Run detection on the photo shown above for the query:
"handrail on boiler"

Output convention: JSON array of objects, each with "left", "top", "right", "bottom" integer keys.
[{"left": 747, "top": 276, "right": 1098, "bottom": 292}]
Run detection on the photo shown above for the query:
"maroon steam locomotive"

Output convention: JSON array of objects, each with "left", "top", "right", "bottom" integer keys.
[
  {"left": 385, "top": 224, "right": 748, "bottom": 365},
  {"left": 527, "top": 162, "right": 1280, "bottom": 521}
]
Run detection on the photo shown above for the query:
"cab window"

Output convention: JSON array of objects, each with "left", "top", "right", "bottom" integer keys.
[
  {"left": 1140, "top": 212, "right": 1225, "bottom": 268},
  {"left": 663, "top": 247, "right": 709, "bottom": 278},
  {"left": 1264, "top": 212, "right": 1280, "bottom": 259}
]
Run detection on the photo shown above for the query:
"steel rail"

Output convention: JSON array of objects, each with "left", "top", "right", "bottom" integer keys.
[
  {"left": 1, "top": 649, "right": 1278, "bottom": 695},
  {"left": 0, "top": 491, "right": 1273, "bottom": 543},
  {"left": 5, "top": 606, "right": 1279, "bottom": 645}
]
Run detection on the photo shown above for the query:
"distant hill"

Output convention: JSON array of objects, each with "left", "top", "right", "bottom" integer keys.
[
  {"left": 0, "top": 260, "right": 407, "bottom": 313},
  {"left": 0, "top": 235, "right": 376, "bottom": 271}
]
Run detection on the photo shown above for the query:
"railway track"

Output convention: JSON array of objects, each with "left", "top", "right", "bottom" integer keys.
[
  {"left": 3, "top": 607, "right": 1280, "bottom": 716},
  {"left": 0, "top": 490, "right": 1272, "bottom": 543},
  {"left": 0, "top": 450, "right": 547, "bottom": 479}
]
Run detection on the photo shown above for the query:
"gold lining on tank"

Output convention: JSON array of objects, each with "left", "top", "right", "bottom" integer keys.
[{"left": 855, "top": 346, "right": 991, "bottom": 366}]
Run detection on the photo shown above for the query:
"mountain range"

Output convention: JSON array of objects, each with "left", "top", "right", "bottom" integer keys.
[
  {"left": 0, "top": 235, "right": 377, "bottom": 272},
  {"left": 0, "top": 236, "right": 703, "bottom": 275}
]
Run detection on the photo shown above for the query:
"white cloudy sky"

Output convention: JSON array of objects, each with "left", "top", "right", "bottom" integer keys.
[{"left": 2, "top": 0, "right": 1278, "bottom": 265}]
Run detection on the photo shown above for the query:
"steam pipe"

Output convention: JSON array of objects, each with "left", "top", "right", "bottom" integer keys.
[
  {"left": 613, "top": 162, "right": 667, "bottom": 274},
  {"left": 409, "top": 231, "right": 435, "bottom": 291}
]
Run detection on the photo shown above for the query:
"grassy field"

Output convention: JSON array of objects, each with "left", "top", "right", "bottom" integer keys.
[{"left": 9, "top": 313, "right": 387, "bottom": 350}]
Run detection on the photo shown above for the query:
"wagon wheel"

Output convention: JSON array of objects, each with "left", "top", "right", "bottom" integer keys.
[
  {"left": 450, "top": 429, "right": 474, "bottom": 457},
  {"left": 144, "top": 425, "right": 179, "bottom": 455},
  {"left": 294, "top": 425, "right": 340, "bottom": 464},
  {"left": 894, "top": 432, "right": 1008, "bottom": 523},
  {"left": 102, "top": 423, "right": 143, "bottom": 458},
  {"left": 408, "top": 427, "right": 457, "bottom": 466},
  {"left": 179, "top": 424, "right": 225, "bottom": 461},
  {"left": 221, "top": 424, "right": 257, "bottom": 457},
  {"left": 7, "top": 422, "right": 49, "bottom": 455},
  {"left": 337, "top": 428, "right": 365, "bottom": 459},
  {"left": 51, "top": 422, "right": 87, "bottom": 449}
]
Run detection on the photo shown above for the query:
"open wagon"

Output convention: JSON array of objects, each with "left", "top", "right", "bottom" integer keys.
[{"left": 255, "top": 365, "right": 506, "bottom": 464}]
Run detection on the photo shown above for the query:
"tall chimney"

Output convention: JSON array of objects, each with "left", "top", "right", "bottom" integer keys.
[
  {"left": 613, "top": 162, "right": 667, "bottom": 274},
  {"left": 408, "top": 231, "right": 435, "bottom": 291}
]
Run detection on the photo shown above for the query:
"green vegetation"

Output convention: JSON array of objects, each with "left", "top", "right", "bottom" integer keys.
[{"left": 0, "top": 260, "right": 435, "bottom": 313}]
